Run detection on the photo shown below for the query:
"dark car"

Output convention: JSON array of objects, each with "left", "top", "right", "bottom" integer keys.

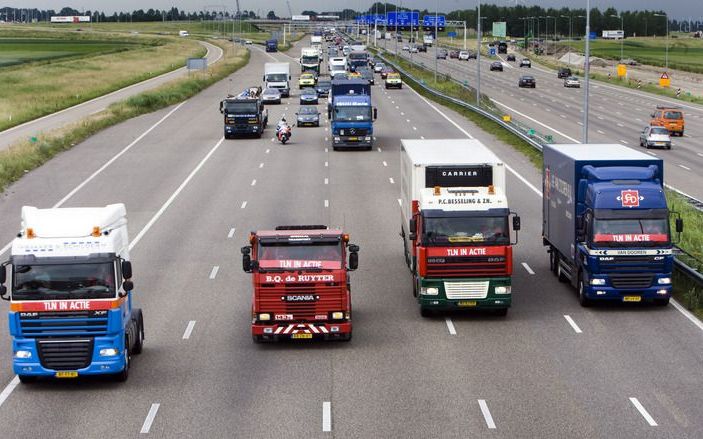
[
  {"left": 557, "top": 67, "right": 572, "bottom": 78},
  {"left": 518, "top": 75, "right": 536, "bottom": 88},
  {"left": 315, "top": 79, "right": 332, "bottom": 97},
  {"left": 357, "top": 67, "right": 374, "bottom": 85},
  {"left": 380, "top": 66, "right": 394, "bottom": 79},
  {"left": 490, "top": 61, "right": 503, "bottom": 71},
  {"left": 296, "top": 105, "right": 321, "bottom": 127},
  {"left": 418, "top": 44, "right": 427, "bottom": 52},
  {"left": 449, "top": 50, "right": 460, "bottom": 59},
  {"left": 299, "top": 87, "right": 319, "bottom": 105},
  {"left": 436, "top": 48, "right": 448, "bottom": 59},
  {"left": 520, "top": 58, "right": 531, "bottom": 68},
  {"left": 506, "top": 54, "right": 516, "bottom": 61}
]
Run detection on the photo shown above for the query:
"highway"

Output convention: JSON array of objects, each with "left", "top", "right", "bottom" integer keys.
[
  {"left": 381, "top": 39, "right": 703, "bottom": 202},
  {"left": 0, "top": 36, "right": 700, "bottom": 438}
]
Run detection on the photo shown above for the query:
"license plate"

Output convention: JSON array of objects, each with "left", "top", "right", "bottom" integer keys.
[
  {"left": 623, "top": 296, "right": 642, "bottom": 302},
  {"left": 55, "top": 371, "right": 78, "bottom": 378},
  {"left": 655, "top": 142, "right": 665, "bottom": 146},
  {"left": 348, "top": 137, "right": 358, "bottom": 141},
  {"left": 292, "top": 333, "right": 313, "bottom": 339},
  {"left": 458, "top": 301, "right": 477, "bottom": 307}
]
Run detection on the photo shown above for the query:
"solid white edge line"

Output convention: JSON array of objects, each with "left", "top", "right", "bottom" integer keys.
[
  {"left": 445, "top": 317, "right": 457, "bottom": 335},
  {"left": 478, "top": 399, "right": 497, "bottom": 429},
  {"left": 671, "top": 299, "right": 703, "bottom": 332},
  {"left": 563, "top": 315, "right": 583, "bottom": 334},
  {"left": 322, "top": 401, "right": 332, "bottom": 432},
  {"left": 490, "top": 98, "right": 580, "bottom": 144},
  {"left": 0, "top": 376, "right": 19, "bottom": 408},
  {"left": 209, "top": 266, "right": 219, "bottom": 280},
  {"left": 182, "top": 320, "right": 197, "bottom": 340},
  {"left": 521, "top": 262, "right": 535, "bottom": 275},
  {"left": 227, "top": 228, "right": 236, "bottom": 239},
  {"left": 140, "top": 403, "right": 161, "bottom": 434},
  {"left": 629, "top": 397, "right": 658, "bottom": 426}
]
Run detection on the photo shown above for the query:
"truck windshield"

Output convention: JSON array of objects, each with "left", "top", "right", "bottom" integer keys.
[
  {"left": 257, "top": 243, "right": 342, "bottom": 270},
  {"left": 302, "top": 56, "right": 319, "bottom": 64},
  {"left": 423, "top": 216, "right": 509, "bottom": 245},
  {"left": 224, "top": 102, "right": 258, "bottom": 114},
  {"left": 334, "top": 106, "right": 371, "bottom": 121},
  {"left": 591, "top": 218, "right": 670, "bottom": 247},
  {"left": 13, "top": 262, "right": 116, "bottom": 300},
  {"left": 266, "top": 73, "right": 287, "bottom": 82}
]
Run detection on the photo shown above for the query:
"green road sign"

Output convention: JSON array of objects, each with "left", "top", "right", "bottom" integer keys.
[{"left": 492, "top": 22, "right": 506, "bottom": 38}]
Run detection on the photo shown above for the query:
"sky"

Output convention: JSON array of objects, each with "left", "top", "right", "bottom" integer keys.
[{"left": 3, "top": 1, "right": 701, "bottom": 20}]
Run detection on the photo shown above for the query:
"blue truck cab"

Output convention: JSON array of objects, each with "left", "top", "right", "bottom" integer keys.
[
  {"left": 0, "top": 204, "right": 144, "bottom": 383},
  {"left": 328, "top": 79, "right": 377, "bottom": 151},
  {"left": 542, "top": 144, "right": 682, "bottom": 306},
  {"left": 265, "top": 39, "right": 278, "bottom": 52}
]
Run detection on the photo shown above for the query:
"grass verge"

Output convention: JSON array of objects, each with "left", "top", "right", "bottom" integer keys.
[
  {"left": 0, "top": 42, "right": 249, "bottom": 192},
  {"left": 379, "top": 48, "right": 703, "bottom": 318}
]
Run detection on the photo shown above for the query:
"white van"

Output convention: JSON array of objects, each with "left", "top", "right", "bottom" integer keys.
[{"left": 179, "top": 30, "right": 189, "bottom": 37}]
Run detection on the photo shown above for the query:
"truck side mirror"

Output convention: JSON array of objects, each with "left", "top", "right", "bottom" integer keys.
[
  {"left": 219, "top": 101, "right": 224, "bottom": 114},
  {"left": 121, "top": 260, "right": 133, "bottom": 279},
  {"left": 676, "top": 218, "right": 684, "bottom": 233},
  {"left": 373, "top": 108, "right": 378, "bottom": 119},
  {"left": 241, "top": 246, "right": 252, "bottom": 273},
  {"left": 409, "top": 218, "right": 417, "bottom": 241},
  {"left": 348, "top": 245, "right": 359, "bottom": 270},
  {"left": 512, "top": 215, "right": 521, "bottom": 231}
]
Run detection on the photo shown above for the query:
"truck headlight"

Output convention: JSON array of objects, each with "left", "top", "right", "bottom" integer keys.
[
  {"left": 334, "top": 137, "right": 340, "bottom": 142},
  {"left": 494, "top": 286, "right": 511, "bottom": 294},
  {"left": 331, "top": 312, "right": 344, "bottom": 319},
  {"left": 259, "top": 313, "right": 271, "bottom": 321},
  {"left": 99, "top": 348, "right": 119, "bottom": 357},
  {"left": 365, "top": 136, "right": 371, "bottom": 141},
  {"left": 420, "top": 287, "right": 439, "bottom": 295},
  {"left": 340, "top": 130, "right": 345, "bottom": 135},
  {"left": 14, "top": 350, "right": 32, "bottom": 359},
  {"left": 590, "top": 278, "right": 606, "bottom": 285},
  {"left": 658, "top": 278, "right": 671, "bottom": 285}
]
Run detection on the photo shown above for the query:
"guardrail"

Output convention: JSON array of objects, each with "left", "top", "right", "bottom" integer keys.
[{"left": 373, "top": 48, "right": 703, "bottom": 290}]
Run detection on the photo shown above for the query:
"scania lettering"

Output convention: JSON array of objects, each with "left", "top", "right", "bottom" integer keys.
[
  {"left": 0, "top": 204, "right": 144, "bottom": 383},
  {"left": 242, "top": 225, "right": 359, "bottom": 342},
  {"left": 400, "top": 139, "right": 521, "bottom": 317}
]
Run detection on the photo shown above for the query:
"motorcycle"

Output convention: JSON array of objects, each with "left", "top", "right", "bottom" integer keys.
[{"left": 276, "top": 124, "right": 292, "bottom": 144}]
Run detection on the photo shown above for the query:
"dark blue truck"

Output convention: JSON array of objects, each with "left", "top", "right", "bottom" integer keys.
[
  {"left": 265, "top": 39, "right": 278, "bottom": 52},
  {"left": 542, "top": 144, "right": 682, "bottom": 306},
  {"left": 328, "top": 79, "right": 377, "bottom": 151}
]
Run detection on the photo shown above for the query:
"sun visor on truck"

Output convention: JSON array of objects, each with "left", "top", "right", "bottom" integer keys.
[
  {"left": 582, "top": 165, "right": 659, "bottom": 182},
  {"left": 425, "top": 165, "right": 493, "bottom": 188}
]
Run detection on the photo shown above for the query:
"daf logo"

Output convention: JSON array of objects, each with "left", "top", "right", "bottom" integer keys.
[{"left": 349, "top": 128, "right": 356, "bottom": 135}]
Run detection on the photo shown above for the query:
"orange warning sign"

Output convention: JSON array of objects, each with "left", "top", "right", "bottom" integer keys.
[{"left": 659, "top": 72, "right": 670, "bottom": 88}]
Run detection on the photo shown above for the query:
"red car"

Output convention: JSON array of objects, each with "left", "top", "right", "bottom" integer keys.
[
  {"left": 380, "top": 67, "right": 394, "bottom": 80},
  {"left": 449, "top": 50, "right": 460, "bottom": 59}
]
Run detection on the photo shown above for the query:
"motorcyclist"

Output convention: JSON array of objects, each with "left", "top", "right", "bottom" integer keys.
[{"left": 276, "top": 117, "right": 290, "bottom": 132}]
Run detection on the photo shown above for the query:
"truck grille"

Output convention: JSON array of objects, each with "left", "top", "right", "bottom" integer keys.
[
  {"left": 257, "top": 283, "right": 344, "bottom": 321},
  {"left": 340, "top": 128, "right": 368, "bottom": 136},
  {"left": 610, "top": 274, "right": 654, "bottom": 289},
  {"left": 20, "top": 311, "right": 108, "bottom": 338},
  {"left": 427, "top": 256, "right": 507, "bottom": 278},
  {"left": 444, "top": 281, "right": 489, "bottom": 299},
  {"left": 37, "top": 339, "right": 94, "bottom": 371},
  {"left": 599, "top": 256, "right": 665, "bottom": 273}
]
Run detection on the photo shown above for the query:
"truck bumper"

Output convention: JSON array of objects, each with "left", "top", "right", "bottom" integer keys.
[
  {"left": 583, "top": 284, "right": 671, "bottom": 303},
  {"left": 252, "top": 322, "right": 351, "bottom": 341},
  {"left": 332, "top": 136, "right": 373, "bottom": 148},
  {"left": 225, "top": 125, "right": 261, "bottom": 136},
  {"left": 417, "top": 277, "right": 512, "bottom": 311}
]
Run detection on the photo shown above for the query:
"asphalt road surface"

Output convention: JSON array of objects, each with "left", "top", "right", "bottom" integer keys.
[{"left": 0, "top": 37, "right": 700, "bottom": 438}]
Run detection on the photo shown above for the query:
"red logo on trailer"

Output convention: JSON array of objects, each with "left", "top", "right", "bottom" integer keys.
[{"left": 620, "top": 190, "right": 640, "bottom": 207}]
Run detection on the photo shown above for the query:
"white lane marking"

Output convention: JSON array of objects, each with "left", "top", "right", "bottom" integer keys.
[
  {"left": 382, "top": 161, "right": 388, "bottom": 167},
  {"left": 671, "top": 299, "right": 703, "bottom": 331},
  {"left": 209, "top": 266, "right": 219, "bottom": 280},
  {"left": 678, "top": 164, "right": 691, "bottom": 171},
  {"left": 389, "top": 177, "right": 395, "bottom": 184},
  {"left": 182, "top": 320, "right": 196, "bottom": 339},
  {"left": 445, "top": 317, "right": 457, "bottom": 335},
  {"left": 240, "top": 201, "right": 247, "bottom": 209},
  {"left": 597, "top": 115, "right": 604, "bottom": 120},
  {"left": 412, "top": 126, "right": 417, "bottom": 130},
  {"left": 646, "top": 151, "right": 657, "bottom": 156},
  {"left": 325, "top": 137, "right": 329, "bottom": 142},
  {"left": 140, "top": 403, "right": 161, "bottom": 434},
  {"left": 397, "top": 198, "right": 402, "bottom": 206},
  {"left": 420, "top": 136, "right": 425, "bottom": 139},
  {"left": 324, "top": 161, "right": 328, "bottom": 167},
  {"left": 324, "top": 178, "right": 329, "bottom": 185},
  {"left": 391, "top": 101, "right": 395, "bottom": 104},
  {"left": 478, "top": 400, "right": 497, "bottom": 429},
  {"left": 401, "top": 112, "right": 405, "bottom": 116},
  {"left": 395, "top": 106, "right": 400, "bottom": 109},
  {"left": 227, "top": 228, "right": 236, "bottom": 238},
  {"left": 0, "top": 377, "right": 19, "bottom": 408},
  {"left": 259, "top": 162, "right": 264, "bottom": 168},
  {"left": 630, "top": 398, "right": 658, "bottom": 426},
  {"left": 377, "top": 147, "right": 382, "bottom": 152},
  {"left": 265, "top": 148, "right": 270, "bottom": 154},
  {"left": 564, "top": 315, "right": 583, "bottom": 334},
  {"left": 324, "top": 199, "right": 329, "bottom": 208},
  {"left": 577, "top": 121, "right": 583, "bottom": 126},
  {"left": 545, "top": 108, "right": 551, "bottom": 112},
  {"left": 521, "top": 262, "right": 535, "bottom": 275},
  {"left": 324, "top": 127, "right": 329, "bottom": 132},
  {"left": 322, "top": 401, "right": 332, "bottom": 432},
  {"left": 597, "top": 130, "right": 605, "bottom": 135},
  {"left": 636, "top": 118, "right": 643, "bottom": 122},
  {"left": 560, "top": 114, "right": 567, "bottom": 119},
  {"left": 617, "top": 123, "right": 624, "bottom": 127},
  {"left": 250, "top": 179, "right": 256, "bottom": 186},
  {"left": 490, "top": 98, "right": 580, "bottom": 143},
  {"left": 620, "top": 140, "right": 628, "bottom": 144},
  {"left": 129, "top": 137, "right": 224, "bottom": 250},
  {"left": 697, "top": 153, "right": 703, "bottom": 158},
  {"left": 406, "top": 119, "right": 410, "bottom": 123},
  {"left": 325, "top": 147, "right": 329, "bottom": 153},
  {"left": 270, "top": 137, "right": 275, "bottom": 142}
]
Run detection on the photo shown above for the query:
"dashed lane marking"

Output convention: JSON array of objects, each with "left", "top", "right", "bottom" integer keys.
[
  {"left": 564, "top": 315, "right": 583, "bottom": 334},
  {"left": 209, "top": 266, "right": 219, "bottom": 280},
  {"left": 521, "top": 262, "right": 535, "bottom": 275},
  {"left": 182, "top": 320, "right": 196, "bottom": 339},
  {"left": 140, "top": 403, "right": 161, "bottom": 434},
  {"left": 227, "top": 228, "right": 236, "bottom": 238}
]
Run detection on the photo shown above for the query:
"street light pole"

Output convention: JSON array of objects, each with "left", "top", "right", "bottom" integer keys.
[
  {"left": 476, "top": 1, "right": 481, "bottom": 106},
  {"left": 434, "top": 0, "right": 439, "bottom": 83},
  {"left": 654, "top": 13, "right": 669, "bottom": 70},
  {"left": 583, "top": 0, "right": 591, "bottom": 143},
  {"left": 610, "top": 13, "right": 624, "bottom": 61}
]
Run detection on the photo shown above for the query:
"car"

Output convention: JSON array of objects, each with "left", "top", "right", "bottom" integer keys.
[
  {"left": 557, "top": 67, "right": 572, "bottom": 78},
  {"left": 639, "top": 126, "right": 672, "bottom": 149},
  {"left": 490, "top": 61, "right": 503, "bottom": 71},
  {"left": 296, "top": 105, "right": 321, "bottom": 127},
  {"left": 374, "top": 62, "right": 385, "bottom": 73},
  {"left": 402, "top": 44, "right": 411, "bottom": 51},
  {"left": 418, "top": 44, "right": 427, "bottom": 52},
  {"left": 563, "top": 76, "right": 581, "bottom": 88},
  {"left": 651, "top": 106, "right": 685, "bottom": 136},
  {"left": 520, "top": 58, "right": 531, "bottom": 68},
  {"left": 397, "top": 35, "right": 403, "bottom": 42},
  {"left": 328, "top": 47, "right": 338, "bottom": 57},
  {"left": 299, "top": 87, "right": 319, "bottom": 104},
  {"left": 357, "top": 67, "right": 374, "bottom": 85},
  {"left": 342, "top": 46, "right": 352, "bottom": 56},
  {"left": 449, "top": 50, "right": 460, "bottom": 59},
  {"left": 385, "top": 72, "right": 402, "bottom": 89},
  {"left": 244, "top": 40, "right": 252, "bottom": 45},
  {"left": 518, "top": 75, "right": 536, "bottom": 88},
  {"left": 506, "top": 54, "right": 516, "bottom": 61},
  {"left": 436, "top": 49, "right": 448, "bottom": 59},
  {"left": 410, "top": 45, "right": 419, "bottom": 53},
  {"left": 299, "top": 72, "right": 316, "bottom": 87},
  {"left": 261, "top": 87, "right": 282, "bottom": 104},
  {"left": 458, "top": 51, "right": 470, "bottom": 60},
  {"left": 468, "top": 51, "right": 477, "bottom": 59},
  {"left": 380, "top": 67, "right": 394, "bottom": 79},
  {"left": 315, "top": 79, "right": 332, "bottom": 97}
]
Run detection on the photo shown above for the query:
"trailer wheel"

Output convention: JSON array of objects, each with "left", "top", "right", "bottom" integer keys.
[
  {"left": 549, "top": 249, "right": 558, "bottom": 274},
  {"left": 557, "top": 255, "right": 569, "bottom": 283}
]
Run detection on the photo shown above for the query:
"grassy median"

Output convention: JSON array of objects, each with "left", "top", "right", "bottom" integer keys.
[{"left": 0, "top": 41, "right": 249, "bottom": 192}]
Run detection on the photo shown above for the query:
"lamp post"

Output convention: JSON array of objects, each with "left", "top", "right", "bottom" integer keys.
[
  {"left": 583, "top": 0, "right": 591, "bottom": 143},
  {"left": 610, "top": 13, "right": 624, "bottom": 62},
  {"left": 434, "top": 0, "right": 439, "bottom": 83},
  {"left": 476, "top": 2, "right": 481, "bottom": 106},
  {"left": 654, "top": 13, "right": 669, "bottom": 70}
]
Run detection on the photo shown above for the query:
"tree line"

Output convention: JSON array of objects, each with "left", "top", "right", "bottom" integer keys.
[{"left": 0, "top": 7, "right": 259, "bottom": 23}]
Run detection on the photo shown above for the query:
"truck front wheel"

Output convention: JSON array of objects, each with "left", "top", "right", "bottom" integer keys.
[
  {"left": 114, "top": 341, "right": 130, "bottom": 382},
  {"left": 18, "top": 375, "right": 37, "bottom": 384},
  {"left": 578, "top": 276, "right": 592, "bottom": 307},
  {"left": 654, "top": 298, "right": 670, "bottom": 306},
  {"left": 132, "top": 310, "right": 144, "bottom": 355}
]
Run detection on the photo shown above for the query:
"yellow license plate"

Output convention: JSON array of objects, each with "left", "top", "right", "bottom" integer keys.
[
  {"left": 458, "top": 301, "right": 477, "bottom": 307},
  {"left": 348, "top": 137, "right": 358, "bottom": 141},
  {"left": 292, "top": 333, "right": 313, "bottom": 339},
  {"left": 55, "top": 371, "right": 78, "bottom": 378},
  {"left": 623, "top": 296, "right": 642, "bottom": 302}
]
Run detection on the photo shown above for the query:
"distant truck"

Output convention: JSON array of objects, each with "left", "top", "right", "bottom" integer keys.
[
  {"left": 265, "top": 39, "right": 278, "bottom": 52},
  {"left": 219, "top": 88, "right": 268, "bottom": 138},
  {"left": 328, "top": 56, "right": 347, "bottom": 74},
  {"left": 300, "top": 47, "right": 321, "bottom": 74},
  {"left": 498, "top": 41, "right": 508, "bottom": 54},
  {"left": 347, "top": 51, "right": 369, "bottom": 72},
  {"left": 178, "top": 30, "right": 189, "bottom": 37},
  {"left": 400, "top": 139, "right": 520, "bottom": 317},
  {"left": 311, "top": 35, "right": 323, "bottom": 54},
  {"left": 0, "top": 204, "right": 144, "bottom": 383},
  {"left": 423, "top": 34, "right": 433, "bottom": 46},
  {"left": 542, "top": 144, "right": 681, "bottom": 306},
  {"left": 602, "top": 30, "right": 624, "bottom": 39},
  {"left": 263, "top": 62, "right": 291, "bottom": 97},
  {"left": 242, "top": 225, "right": 359, "bottom": 342},
  {"left": 328, "top": 79, "right": 377, "bottom": 150}
]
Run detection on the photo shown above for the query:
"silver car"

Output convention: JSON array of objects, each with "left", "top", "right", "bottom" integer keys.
[
  {"left": 640, "top": 126, "right": 672, "bottom": 149},
  {"left": 296, "top": 106, "right": 321, "bottom": 127},
  {"left": 261, "top": 87, "right": 282, "bottom": 104},
  {"left": 563, "top": 76, "right": 581, "bottom": 88},
  {"left": 374, "top": 63, "right": 385, "bottom": 73}
]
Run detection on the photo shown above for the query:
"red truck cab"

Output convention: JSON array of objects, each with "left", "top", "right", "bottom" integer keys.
[{"left": 242, "top": 226, "right": 359, "bottom": 342}]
